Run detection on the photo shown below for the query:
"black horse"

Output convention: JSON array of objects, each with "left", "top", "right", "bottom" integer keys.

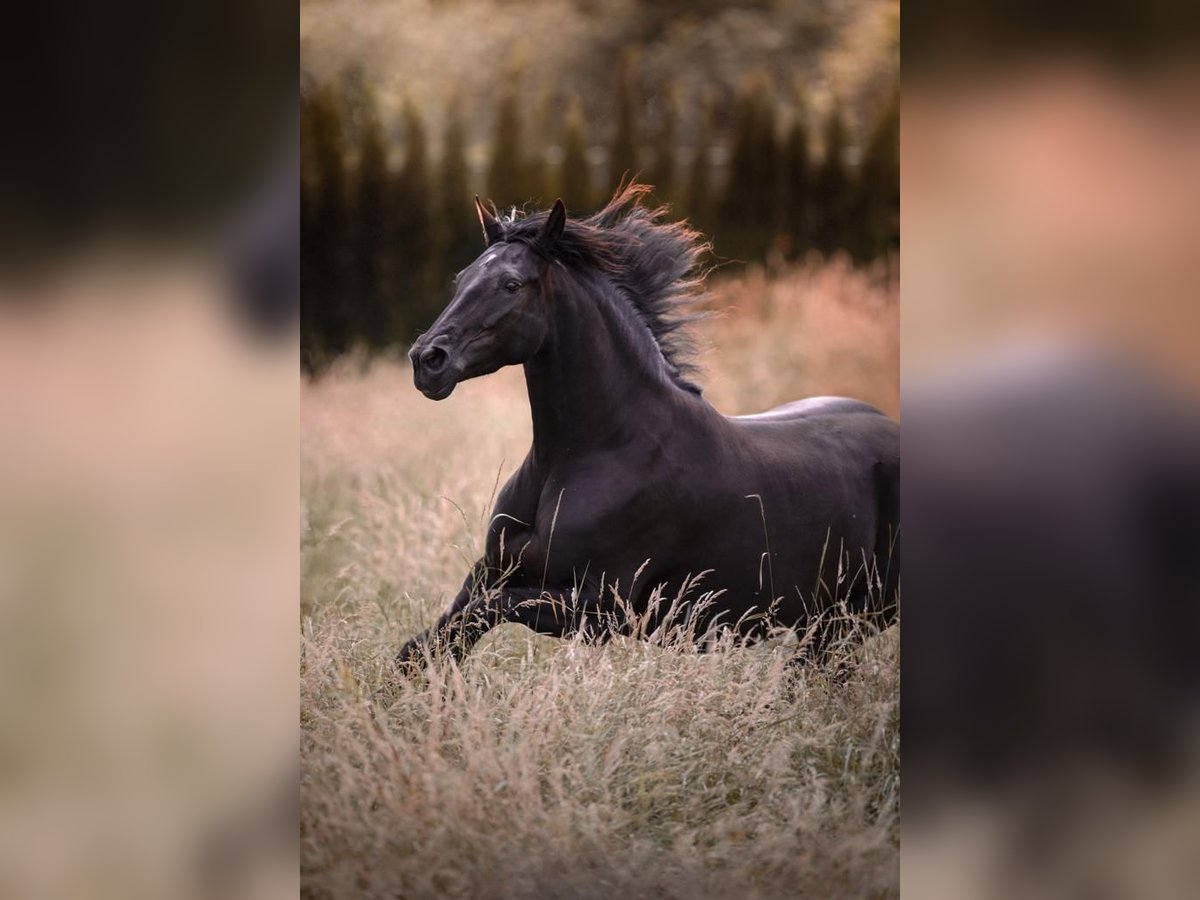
[{"left": 399, "top": 186, "right": 898, "bottom": 667}]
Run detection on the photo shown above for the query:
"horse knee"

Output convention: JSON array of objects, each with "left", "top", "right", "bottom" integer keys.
[{"left": 395, "top": 630, "right": 434, "bottom": 675}]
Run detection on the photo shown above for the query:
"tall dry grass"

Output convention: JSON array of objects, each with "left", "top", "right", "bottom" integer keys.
[{"left": 301, "top": 261, "right": 899, "bottom": 899}]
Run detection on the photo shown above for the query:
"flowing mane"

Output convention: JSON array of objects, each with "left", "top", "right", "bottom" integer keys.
[{"left": 490, "top": 184, "right": 710, "bottom": 393}]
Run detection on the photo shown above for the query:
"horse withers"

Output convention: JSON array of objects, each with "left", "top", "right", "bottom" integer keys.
[{"left": 400, "top": 186, "right": 898, "bottom": 669}]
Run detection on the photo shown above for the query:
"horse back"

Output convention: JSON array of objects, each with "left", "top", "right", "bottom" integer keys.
[
  {"left": 727, "top": 396, "right": 897, "bottom": 470},
  {"left": 732, "top": 395, "right": 886, "bottom": 423}
]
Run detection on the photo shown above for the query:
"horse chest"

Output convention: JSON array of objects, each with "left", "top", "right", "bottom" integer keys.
[
  {"left": 491, "top": 445, "right": 693, "bottom": 585},
  {"left": 485, "top": 489, "right": 581, "bottom": 579},
  {"left": 495, "top": 484, "right": 617, "bottom": 580}
]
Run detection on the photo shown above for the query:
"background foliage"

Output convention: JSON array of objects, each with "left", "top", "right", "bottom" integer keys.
[{"left": 300, "top": 0, "right": 899, "bottom": 372}]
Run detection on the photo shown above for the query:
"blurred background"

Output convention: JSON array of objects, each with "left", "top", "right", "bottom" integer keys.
[
  {"left": 299, "top": 0, "right": 899, "bottom": 372},
  {"left": 903, "top": 4, "right": 1200, "bottom": 898},
  {"left": 1, "top": 3, "right": 297, "bottom": 899}
]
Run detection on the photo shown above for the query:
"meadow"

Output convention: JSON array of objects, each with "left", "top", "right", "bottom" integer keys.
[{"left": 300, "top": 261, "right": 899, "bottom": 899}]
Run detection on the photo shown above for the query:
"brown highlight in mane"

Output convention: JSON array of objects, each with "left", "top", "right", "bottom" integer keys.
[{"left": 491, "top": 184, "right": 711, "bottom": 393}]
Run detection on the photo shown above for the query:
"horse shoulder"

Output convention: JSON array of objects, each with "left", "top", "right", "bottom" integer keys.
[
  {"left": 485, "top": 455, "right": 542, "bottom": 567},
  {"left": 523, "top": 432, "right": 710, "bottom": 573}
]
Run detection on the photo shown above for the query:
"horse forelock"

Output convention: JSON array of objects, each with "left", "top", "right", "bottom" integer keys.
[{"left": 491, "top": 184, "right": 709, "bottom": 393}]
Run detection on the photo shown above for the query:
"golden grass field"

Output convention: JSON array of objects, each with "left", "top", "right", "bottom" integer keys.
[{"left": 300, "top": 261, "right": 899, "bottom": 899}]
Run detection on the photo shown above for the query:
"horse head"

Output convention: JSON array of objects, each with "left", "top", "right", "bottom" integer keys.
[{"left": 409, "top": 197, "right": 565, "bottom": 399}]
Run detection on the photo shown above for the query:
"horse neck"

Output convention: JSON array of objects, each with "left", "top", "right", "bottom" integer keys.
[{"left": 524, "top": 270, "right": 680, "bottom": 464}]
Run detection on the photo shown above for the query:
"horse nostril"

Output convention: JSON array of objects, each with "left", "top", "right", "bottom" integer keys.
[{"left": 421, "top": 345, "right": 448, "bottom": 373}]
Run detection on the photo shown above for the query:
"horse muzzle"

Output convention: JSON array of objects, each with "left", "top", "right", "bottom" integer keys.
[{"left": 409, "top": 336, "right": 460, "bottom": 400}]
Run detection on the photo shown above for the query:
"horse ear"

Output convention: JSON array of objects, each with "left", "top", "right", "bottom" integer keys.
[
  {"left": 474, "top": 195, "right": 503, "bottom": 246},
  {"left": 539, "top": 198, "right": 566, "bottom": 251}
]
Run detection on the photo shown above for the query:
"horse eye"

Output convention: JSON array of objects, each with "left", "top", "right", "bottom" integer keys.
[{"left": 504, "top": 280, "right": 522, "bottom": 293}]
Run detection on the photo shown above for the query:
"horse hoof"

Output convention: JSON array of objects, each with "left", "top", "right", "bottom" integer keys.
[{"left": 394, "top": 639, "right": 431, "bottom": 676}]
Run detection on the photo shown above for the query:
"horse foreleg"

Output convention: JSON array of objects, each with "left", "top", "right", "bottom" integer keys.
[
  {"left": 396, "top": 559, "right": 491, "bottom": 669},
  {"left": 501, "top": 584, "right": 618, "bottom": 641},
  {"left": 395, "top": 580, "right": 615, "bottom": 673}
]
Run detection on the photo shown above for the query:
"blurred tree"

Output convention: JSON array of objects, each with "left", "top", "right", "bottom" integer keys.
[
  {"left": 354, "top": 88, "right": 394, "bottom": 349},
  {"left": 752, "top": 86, "right": 780, "bottom": 249},
  {"left": 487, "top": 88, "right": 526, "bottom": 207},
  {"left": 440, "top": 97, "right": 479, "bottom": 285},
  {"left": 685, "top": 91, "right": 714, "bottom": 234},
  {"left": 812, "top": 99, "right": 853, "bottom": 258},
  {"left": 608, "top": 53, "right": 639, "bottom": 196},
  {"left": 393, "top": 98, "right": 440, "bottom": 339},
  {"left": 717, "top": 86, "right": 752, "bottom": 259},
  {"left": 559, "top": 96, "right": 592, "bottom": 214},
  {"left": 527, "top": 88, "right": 554, "bottom": 205},
  {"left": 781, "top": 97, "right": 812, "bottom": 260},
  {"left": 718, "top": 75, "right": 779, "bottom": 263},
  {"left": 300, "top": 96, "right": 320, "bottom": 372},
  {"left": 301, "top": 81, "right": 353, "bottom": 372},
  {"left": 649, "top": 85, "right": 678, "bottom": 206},
  {"left": 851, "top": 89, "right": 899, "bottom": 263}
]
